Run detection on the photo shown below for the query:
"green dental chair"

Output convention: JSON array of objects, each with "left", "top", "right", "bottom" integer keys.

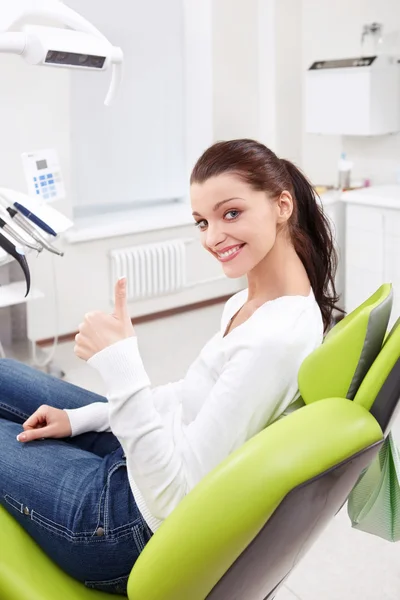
[{"left": 0, "top": 283, "right": 398, "bottom": 600}]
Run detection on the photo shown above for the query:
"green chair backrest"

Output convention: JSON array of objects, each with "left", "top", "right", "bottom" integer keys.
[
  {"left": 298, "top": 284, "right": 393, "bottom": 405},
  {"left": 354, "top": 317, "right": 400, "bottom": 435}
]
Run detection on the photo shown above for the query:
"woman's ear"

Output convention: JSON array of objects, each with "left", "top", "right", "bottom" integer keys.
[{"left": 276, "top": 191, "right": 293, "bottom": 224}]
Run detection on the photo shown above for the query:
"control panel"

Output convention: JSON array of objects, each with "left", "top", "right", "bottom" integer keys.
[{"left": 21, "top": 148, "right": 66, "bottom": 203}]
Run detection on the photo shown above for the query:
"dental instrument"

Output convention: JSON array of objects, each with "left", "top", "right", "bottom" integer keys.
[
  {"left": 0, "top": 216, "right": 43, "bottom": 253},
  {"left": 14, "top": 202, "right": 58, "bottom": 237},
  {"left": 5, "top": 208, "right": 64, "bottom": 257},
  {"left": 0, "top": 232, "right": 31, "bottom": 296}
]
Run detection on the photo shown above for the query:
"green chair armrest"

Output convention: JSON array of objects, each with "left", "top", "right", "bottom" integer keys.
[
  {"left": 128, "top": 398, "right": 382, "bottom": 600},
  {"left": 0, "top": 507, "right": 118, "bottom": 600}
]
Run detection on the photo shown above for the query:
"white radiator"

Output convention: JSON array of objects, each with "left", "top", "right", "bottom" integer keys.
[{"left": 109, "top": 239, "right": 187, "bottom": 301}]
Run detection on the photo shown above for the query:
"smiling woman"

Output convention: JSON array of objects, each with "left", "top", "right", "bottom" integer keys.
[
  {"left": 190, "top": 138, "right": 340, "bottom": 330},
  {"left": 0, "top": 138, "right": 336, "bottom": 595}
]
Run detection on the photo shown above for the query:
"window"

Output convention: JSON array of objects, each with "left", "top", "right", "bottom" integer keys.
[{"left": 68, "top": 0, "right": 211, "bottom": 218}]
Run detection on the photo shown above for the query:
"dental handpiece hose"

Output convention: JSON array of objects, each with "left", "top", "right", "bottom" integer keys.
[{"left": 6, "top": 208, "right": 64, "bottom": 257}]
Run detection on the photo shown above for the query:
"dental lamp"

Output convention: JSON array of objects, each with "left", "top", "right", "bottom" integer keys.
[{"left": 0, "top": 0, "right": 123, "bottom": 105}]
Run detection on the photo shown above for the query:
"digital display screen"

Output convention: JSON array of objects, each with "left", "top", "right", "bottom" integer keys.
[
  {"left": 36, "top": 159, "right": 48, "bottom": 170},
  {"left": 309, "top": 56, "right": 377, "bottom": 70}
]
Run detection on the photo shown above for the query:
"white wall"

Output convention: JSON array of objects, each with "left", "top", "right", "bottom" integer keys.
[
  {"left": 212, "top": 0, "right": 302, "bottom": 162},
  {"left": 274, "top": 0, "right": 303, "bottom": 164},
  {"left": 212, "top": 0, "right": 260, "bottom": 141},
  {"left": 0, "top": 56, "right": 71, "bottom": 217},
  {"left": 302, "top": 0, "right": 400, "bottom": 186}
]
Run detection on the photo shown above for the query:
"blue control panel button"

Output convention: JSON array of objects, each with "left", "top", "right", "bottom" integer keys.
[
  {"left": 33, "top": 177, "right": 37, "bottom": 182},
  {"left": 49, "top": 185, "right": 56, "bottom": 192},
  {"left": 39, "top": 175, "right": 46, "bottom": 180},
  {"left": 34, "top": 183, "right": 38, "bottom": 188},
  {"left": 43, "top": 194, "right": 49, "bottom": 200},
  {"left": 48, "top": 179, "right": 54, "bottom": 185},
  {"left": 40, "top": 181, "right": 47, "bottom": 187},
  {"left": 47, "top": 173, "right": 53, "bottom": 179},
  {"left": 36, "top": 190, "right": 40, "bottom": 195}
]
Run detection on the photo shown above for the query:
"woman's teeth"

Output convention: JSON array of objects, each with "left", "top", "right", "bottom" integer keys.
[{"left": 217, "top": 244, "right": 244, "bottom": 260}]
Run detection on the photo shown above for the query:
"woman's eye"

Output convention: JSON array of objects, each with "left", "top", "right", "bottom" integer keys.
[
  {"left": 194, "top": 210, "right": 240, "bottom": 230},
  {"left": 194, "top": 219, "right": 207, "bottom": 230},
  {"left": 225, "top": 210, "right": 240, "bottom": 220}
]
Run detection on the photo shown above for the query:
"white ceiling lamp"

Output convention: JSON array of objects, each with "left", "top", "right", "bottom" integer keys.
[{"left": 0, "top": 0, "right": 123, "bottom": 105}]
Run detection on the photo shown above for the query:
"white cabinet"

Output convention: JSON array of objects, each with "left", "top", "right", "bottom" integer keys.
[{"left": 343, "top": 186, "right": 400, "bottom": 327}]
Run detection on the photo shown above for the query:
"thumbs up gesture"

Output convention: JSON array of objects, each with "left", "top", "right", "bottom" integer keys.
[{"left": 74, "top": 278, "right": 135, "bottom": 361}]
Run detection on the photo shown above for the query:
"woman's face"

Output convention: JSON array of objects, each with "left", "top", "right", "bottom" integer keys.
[{"left": 191, "top": 173, "right": 291, "bottom": 278}]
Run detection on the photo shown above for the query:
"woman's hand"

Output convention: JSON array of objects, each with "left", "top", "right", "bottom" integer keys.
[
  {"left": 74, "top": 277, "right": 135, "bottom": 362},
  {"left": 17, "top": 405, "right": 72, "bottom": 442}
]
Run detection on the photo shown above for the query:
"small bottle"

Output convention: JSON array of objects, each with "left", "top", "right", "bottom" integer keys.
[{"left": 338, "top": 152, "right": 353, "bottom": 190}]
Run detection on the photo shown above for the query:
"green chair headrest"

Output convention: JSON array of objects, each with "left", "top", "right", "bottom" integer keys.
[{"left": 298, "top": 284, "right": 393, "bottom": 404}]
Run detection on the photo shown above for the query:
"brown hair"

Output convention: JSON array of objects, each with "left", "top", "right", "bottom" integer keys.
[{"left": 190, "top": 139, "right": 340, "bottom": 331}]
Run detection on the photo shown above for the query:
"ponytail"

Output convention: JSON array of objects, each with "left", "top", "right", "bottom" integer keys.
[{"left": 281, "top": 159, "right": 340, "bottom": 330}]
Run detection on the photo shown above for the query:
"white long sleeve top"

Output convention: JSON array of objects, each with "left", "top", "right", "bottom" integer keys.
[{"left": 65, "top": 288, "right": 323, "bottom": 532}]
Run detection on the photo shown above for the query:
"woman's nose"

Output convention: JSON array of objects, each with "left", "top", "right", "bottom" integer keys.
[{"left": 205, "top": 224, "right": 226, "bottom": 251}]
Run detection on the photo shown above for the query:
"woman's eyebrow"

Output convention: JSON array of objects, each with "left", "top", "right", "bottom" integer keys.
[{"left": 192, "top": 197, "right": 246, "bottom": 216}]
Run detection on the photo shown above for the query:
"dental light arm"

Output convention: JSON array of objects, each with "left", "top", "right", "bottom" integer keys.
[{"left": 0, "top": 1, "right": 123, "bottom": 105}]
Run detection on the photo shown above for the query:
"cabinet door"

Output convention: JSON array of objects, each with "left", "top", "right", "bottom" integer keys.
[
  {"left": 345, "top": 204, "right": 384, "bottom": 314},
  {"left": 383, "top": 210, "right": 400, "bottom": 327}
]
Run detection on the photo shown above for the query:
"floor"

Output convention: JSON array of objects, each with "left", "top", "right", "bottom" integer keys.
[{"left": 8, "top": 302, "right": 400, "bottom": 600}]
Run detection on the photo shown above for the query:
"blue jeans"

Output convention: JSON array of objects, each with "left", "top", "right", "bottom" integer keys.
[{"left": 0, "top": 358, "right": 153, "bottom": 595}]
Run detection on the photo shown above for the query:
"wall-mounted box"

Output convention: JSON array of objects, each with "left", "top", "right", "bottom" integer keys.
[{"left": 305, "top": 55, "right": 400, "bottom": 136}]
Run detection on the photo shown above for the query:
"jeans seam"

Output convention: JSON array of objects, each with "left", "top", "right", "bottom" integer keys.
[
  {"left": 84, "top": 573, "right": 129, "bottom": 592},
  {"left": 132, "top": 524, "right": 146, "bottom": 553},
  {"left": 0, "top": 402, "right": 30, "bottom": 421},
  {"left": 31, "top": 511, "right": 103, "bottom": 538},
  {"left": 31, "top": 514, "right": 111, "bottom": 542},
  {"left": 104, "top": 460, "right": 126, "bottom": 535},
  {"left": 32, "top": 509, "right": 140, "bottom": 541},
  {"left": 4, "top": 494, "right": 24, "bottom": 514},
  {"left": 4, "top": 488, "right": 140, "bottom": 542},
  {"left": 85, "top": 574, "right": 129, "bottom": 586},
  {"left": 4, "top": 494, "right": 111, "bottom": 540},
  {"left": 95, "top": 482, "right": 107, "bottom": 534}
]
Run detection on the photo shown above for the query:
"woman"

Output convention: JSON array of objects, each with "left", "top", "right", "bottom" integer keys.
[{"left": 0, "top": 139, "right": 339, "bottom": 594}]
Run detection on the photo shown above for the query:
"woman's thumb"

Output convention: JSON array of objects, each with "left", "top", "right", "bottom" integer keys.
[{"left": 114, "top": 277, "right": 129, "bottom": 321}]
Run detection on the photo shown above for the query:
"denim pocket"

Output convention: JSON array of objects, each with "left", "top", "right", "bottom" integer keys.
[
  {"left": 85, "top": 573, "right": 129, "bottom": 595},
  {"left": 102, "top": 460, "right": 148, "bottom": 541}
]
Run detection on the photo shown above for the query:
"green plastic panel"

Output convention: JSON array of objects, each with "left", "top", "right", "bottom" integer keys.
[
  {"left": 354, "top": 317, "right": 400, "bottom": 411},
  {"left": 298, "top": 284, "right": 392, "bottom": 404},
  {"left": 128, "top": 398, "right": 382, "bottom": 600},
  {"left": 0, "top": 507, "right": 119, "bottom": 600}
]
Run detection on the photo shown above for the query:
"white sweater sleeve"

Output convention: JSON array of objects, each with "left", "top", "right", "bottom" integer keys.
[
  {"left": 88, "top": 333, "right": 300, "bottom": 520},
  {"left": 64, "top": 371, "right": 184, "bottom": 437},
  {"left": 64, "top": 402, "right": 111, "bottom": 436}
]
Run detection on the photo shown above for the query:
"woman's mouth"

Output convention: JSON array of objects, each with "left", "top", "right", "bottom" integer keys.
[{"left": 216, "top": 244, "right": 245, "bottom": 263}]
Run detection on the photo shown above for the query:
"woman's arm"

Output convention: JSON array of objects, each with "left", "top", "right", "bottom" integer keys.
[
  {"left": 88, "top": 333, "right": 301, "bottom": 520},
  {"left": 64, "top": 379, "right": 185, "bottom": 436}
]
